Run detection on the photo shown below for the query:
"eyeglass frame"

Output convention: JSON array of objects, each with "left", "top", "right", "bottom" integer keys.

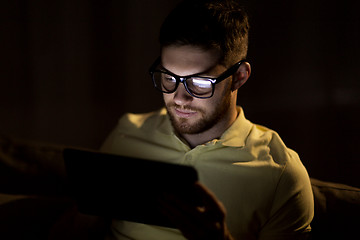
[{"left": 149, "top": 57, "right": 246, "bottom": 99}]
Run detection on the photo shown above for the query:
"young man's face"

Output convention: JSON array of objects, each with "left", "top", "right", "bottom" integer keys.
[{"left": 161, "top": 45, "right": 235, "bottom": 135}]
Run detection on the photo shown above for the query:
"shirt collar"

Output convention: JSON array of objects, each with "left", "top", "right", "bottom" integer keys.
[{"left": 219, "top": 106, "right": 253, "bottom": 147}]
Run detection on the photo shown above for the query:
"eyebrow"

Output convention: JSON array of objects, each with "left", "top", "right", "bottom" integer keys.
[{"left": 159, "top": 62, "right": 220, "bottom": 78}]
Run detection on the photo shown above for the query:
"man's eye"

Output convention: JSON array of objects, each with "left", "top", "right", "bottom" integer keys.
[
  {"left": 191, "top": 79, "right": 212, "bottom": 89},
  {"left": 163, "top": 74, "right": 176, "bottom": 82}
]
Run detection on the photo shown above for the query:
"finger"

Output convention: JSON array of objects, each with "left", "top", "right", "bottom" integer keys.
[
  {"left": 160, "top": 192, "right": 204, "bottom": 222},
  {"left": 160, "top": 190, "right": 223, "bottom": 231},
  {"left": 159, "top": 191, "right": 229, "bottom": 240},
  {"left": 158, "top": 194, "right": 199, "bottom": 232},
  {"left": 193, "top": 182, "right": 227, "bottom": 220},
  {"left": 159, "top": 196, "right": 222, "bottom": 240},
  {"left": 163, "top": 182, "right": 227, "bottom": 224}
]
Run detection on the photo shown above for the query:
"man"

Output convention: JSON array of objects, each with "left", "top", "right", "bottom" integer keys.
[{"left": 101, "top": 0, "right": 314, "bottom": 239}]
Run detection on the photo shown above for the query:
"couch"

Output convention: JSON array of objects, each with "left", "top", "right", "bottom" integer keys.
[{"left": 0, "top": 136, "right": 359, "bottom": 239}]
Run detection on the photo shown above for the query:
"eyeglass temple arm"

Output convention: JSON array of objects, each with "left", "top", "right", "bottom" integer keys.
[{"left": 215, "top": 60, "right": 246, "bottom": 83}]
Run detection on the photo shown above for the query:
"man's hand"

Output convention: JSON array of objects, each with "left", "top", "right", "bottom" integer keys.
[{"left": 159, "top": 182, "right": 234, "bottom": 240}]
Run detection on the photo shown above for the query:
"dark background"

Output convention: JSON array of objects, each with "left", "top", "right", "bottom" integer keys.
[{"left": 1, "top": 0, "right": 359, "bottom": 187}]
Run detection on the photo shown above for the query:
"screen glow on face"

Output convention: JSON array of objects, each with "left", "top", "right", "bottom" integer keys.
[
  {"left": 150, "top": 54, "right": 244, "bottom": 99},
  {"left": 156, "top": 71, "right": 215, "bottom": 97}
]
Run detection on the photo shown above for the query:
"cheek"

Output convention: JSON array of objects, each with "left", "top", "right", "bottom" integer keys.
[
  {"left": 205, "top": 98, "right": 219, "bottom": 112},
  {"left": 218, "top": 80, "right": 233, "bottom": 97},
  {"left": 209, "top": 84, "right": 232, "bottom": 106},
  {"left": 163, "top": 93, "right": 177, "bottom": 107}
]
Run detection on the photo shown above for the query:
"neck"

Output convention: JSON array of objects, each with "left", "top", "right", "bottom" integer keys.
[{"left": 181, "top": 105, "right": 239, "bottom": 149}]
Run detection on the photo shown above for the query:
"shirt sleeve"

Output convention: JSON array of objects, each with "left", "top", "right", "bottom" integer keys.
[{"left": 258, "top": 150, "right": 314, "bottom": 240}]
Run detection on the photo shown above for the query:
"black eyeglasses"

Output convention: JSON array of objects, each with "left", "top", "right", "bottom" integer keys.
[{"left": 149, "top": 58, "right": 245, "bottom": 99}]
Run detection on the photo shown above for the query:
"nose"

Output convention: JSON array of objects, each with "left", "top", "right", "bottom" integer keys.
[{"left": 173, "top": 82, "right": 193, "bottom": 106}]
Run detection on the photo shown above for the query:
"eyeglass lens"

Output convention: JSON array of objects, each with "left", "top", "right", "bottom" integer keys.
[{"left": 153, "top": 72, "right": 213, "bottom": 98}]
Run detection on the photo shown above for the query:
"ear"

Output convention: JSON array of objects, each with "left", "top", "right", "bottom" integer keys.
[{"left": 231, "top": 62, "right": 251, "bottom": 91}]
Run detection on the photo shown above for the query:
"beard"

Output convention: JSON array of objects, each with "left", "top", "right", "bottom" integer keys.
[{"left": 165, "top": 86, "right": 232, "bottom": 135}]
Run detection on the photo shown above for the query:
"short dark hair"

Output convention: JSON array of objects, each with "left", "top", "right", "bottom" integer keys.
[{"left": 159, "top": 0, "right": 250, "bottom": 67}]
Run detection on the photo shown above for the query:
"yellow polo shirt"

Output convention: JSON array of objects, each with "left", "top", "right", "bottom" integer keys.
[{"left": 101, "top": 107, "right": 314, "bottom": 240}]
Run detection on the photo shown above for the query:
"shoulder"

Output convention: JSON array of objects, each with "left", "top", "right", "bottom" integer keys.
[
  {"left": 246, "top": 127, "right": 314, "bottom": 238},
  {"left": 117, "top": 108, "right": 169, "bottom": 134},
  {"left": 246, "top": 124, "right": 311, "bottom": 195},
  {"left": 100, "top": 108, "right": 177, "bottom": 157},
  {"left": 243, "top": 123, "right": 296, "bottom": 165}
]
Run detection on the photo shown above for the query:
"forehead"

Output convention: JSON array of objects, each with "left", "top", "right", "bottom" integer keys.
[{"left": 161, "top": 45, "right": 223, "bottom": 76}]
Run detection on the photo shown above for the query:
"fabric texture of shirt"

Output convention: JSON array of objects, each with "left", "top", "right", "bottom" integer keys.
[{"left": 101, "top": 107, "right": 314, "bottom": 240}]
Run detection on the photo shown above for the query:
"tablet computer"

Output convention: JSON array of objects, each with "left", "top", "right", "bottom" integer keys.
[{"left": 63, "top": 148, "right": 198, "bottom": 228}]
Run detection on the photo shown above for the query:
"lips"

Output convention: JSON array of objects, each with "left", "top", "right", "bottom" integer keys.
[{"left": 174, "top": 107, "right": 197, "bottom": 118}]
